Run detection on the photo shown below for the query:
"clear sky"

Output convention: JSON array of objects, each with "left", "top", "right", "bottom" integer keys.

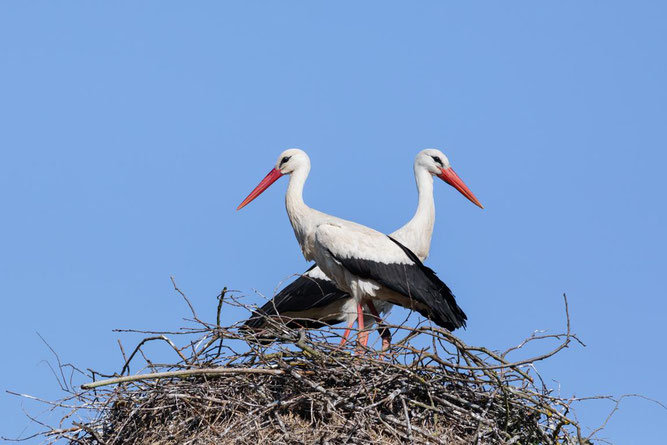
[{"left": 1, "top": 2, "right": 666, "bottom": 443}]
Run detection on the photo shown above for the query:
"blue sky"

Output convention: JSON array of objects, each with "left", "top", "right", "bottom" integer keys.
[{"left": 1, "top": 2, "right": 666, "bottom": 443}]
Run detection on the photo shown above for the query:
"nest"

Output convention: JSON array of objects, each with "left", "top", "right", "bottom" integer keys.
[{"left": 20, "top": 286, "right": 601, "bottom": 445}]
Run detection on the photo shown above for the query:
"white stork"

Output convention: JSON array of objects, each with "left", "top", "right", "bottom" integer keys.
[
  {"left": 242, "top": 149, "right": 483, "bottom": 349},
  {"left": 237, "top": 149, "right": 481, "bottom": 348}
]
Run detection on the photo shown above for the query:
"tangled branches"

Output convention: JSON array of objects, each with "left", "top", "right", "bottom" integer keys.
[{"left": 9, "top": 286, "right": 614, "bottom": 444}]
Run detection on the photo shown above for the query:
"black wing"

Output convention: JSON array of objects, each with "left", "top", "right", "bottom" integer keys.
[
  {"left": 328, "top": 236, "right": 467, "bottom": 331},
  {"left": 242, "top": 264, "right": 351, "bottom": 330}
]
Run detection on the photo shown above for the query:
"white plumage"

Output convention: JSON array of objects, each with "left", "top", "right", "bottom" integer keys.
[{"left": 238, "top": 148, "right": 482, "bottom": 348}]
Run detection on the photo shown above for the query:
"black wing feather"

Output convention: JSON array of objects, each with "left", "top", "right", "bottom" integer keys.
[
  {"left": 328, "top": 236, "right": 467, "bottom": 331},
  {"left": 242, "top": 264, "right": 350, "bottom": 330}
]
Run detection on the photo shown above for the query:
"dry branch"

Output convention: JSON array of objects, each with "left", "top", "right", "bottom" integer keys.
[{"left": 8, "top": 290, "right": 630, "bottom": 445}]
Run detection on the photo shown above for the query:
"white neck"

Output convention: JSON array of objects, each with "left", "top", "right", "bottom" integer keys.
[
  {"left": 284, "top": 164, "right": 317, "bottom": 259},
  {"left": 390, "top": 166, "right": 435, "bottom": 261}
]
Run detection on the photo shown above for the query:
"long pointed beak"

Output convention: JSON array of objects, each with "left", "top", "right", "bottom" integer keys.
[
  {"left": 438, "top": 167, "right": 484, "bottom": 209},
  {"left": 237, "top": 168, "right": 283, "bottom": 210}
]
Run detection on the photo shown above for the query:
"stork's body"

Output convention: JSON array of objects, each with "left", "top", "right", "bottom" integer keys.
[
  {"left": 243, "top": 150, "right": 455, "bottom": 343},
  {"left": 238, "top": 149, "right": 482, "bottom": 347}
]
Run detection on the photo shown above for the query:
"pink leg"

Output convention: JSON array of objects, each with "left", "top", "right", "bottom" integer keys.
[
  {"left": 339, "top": 315, "right": 357, "bottom": 346},
  {"left": 357, "top": 303, "right": 370, "bottom": 349}
]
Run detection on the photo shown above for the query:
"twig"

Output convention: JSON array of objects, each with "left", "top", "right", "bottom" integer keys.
[
  {"left": 15, "top": 290, "right": 627, "bottom": 445},
  {"left": 217, "top": 287, "right": 227, "bottom": 327},
  {"left": 170, "top": 276, "right": 201, "bottom": 324},
  {"left": 81, "top": 367, "right": 284, "bottom": 389}
]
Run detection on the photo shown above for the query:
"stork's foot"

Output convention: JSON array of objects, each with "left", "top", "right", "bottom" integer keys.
[
  {"left": 354, "top": 330, "right": 370, "bottom": 355},
  {"left": 377, "top": 321, "right": 392, "bottom": 358},
  {"left": 381, "top": 336, "right": 391, "bottom": 352}
]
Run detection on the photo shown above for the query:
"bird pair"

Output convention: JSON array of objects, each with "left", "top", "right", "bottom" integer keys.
[{"left": 237, "top": 148, "right": 483, "bottom": 350}]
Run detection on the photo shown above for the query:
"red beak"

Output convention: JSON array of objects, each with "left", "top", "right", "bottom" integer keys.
[
  {"left": 438, "top": 167, "right": 484, "bottom": 209},
  {"left": 237, "top": 168, "right": 284, "bottom": 210}
]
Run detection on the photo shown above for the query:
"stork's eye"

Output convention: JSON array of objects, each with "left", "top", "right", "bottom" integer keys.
[
  {"left": 431, "top": 156, "right": 442, "bottom": 165},
  {"left": 280, "top": 156, "right": 291, "bottom": 166}
]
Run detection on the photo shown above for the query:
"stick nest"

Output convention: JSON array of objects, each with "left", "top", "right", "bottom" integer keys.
[{"left": 29, "top": 289, "right": 596, "bottom": 444}]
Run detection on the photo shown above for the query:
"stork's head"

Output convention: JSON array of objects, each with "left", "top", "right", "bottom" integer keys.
[
  {"left": 416, "top": 148, "right": 484, "bottom": 209},
  {"left": 273, "top": 148, "right": 310, "bottom": 175},
  {"left": 237, "top": 148, "right": 310, "bottom": 210},
  {"left": 416, "top": 148, "right": 452, "bottom": 174}
]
